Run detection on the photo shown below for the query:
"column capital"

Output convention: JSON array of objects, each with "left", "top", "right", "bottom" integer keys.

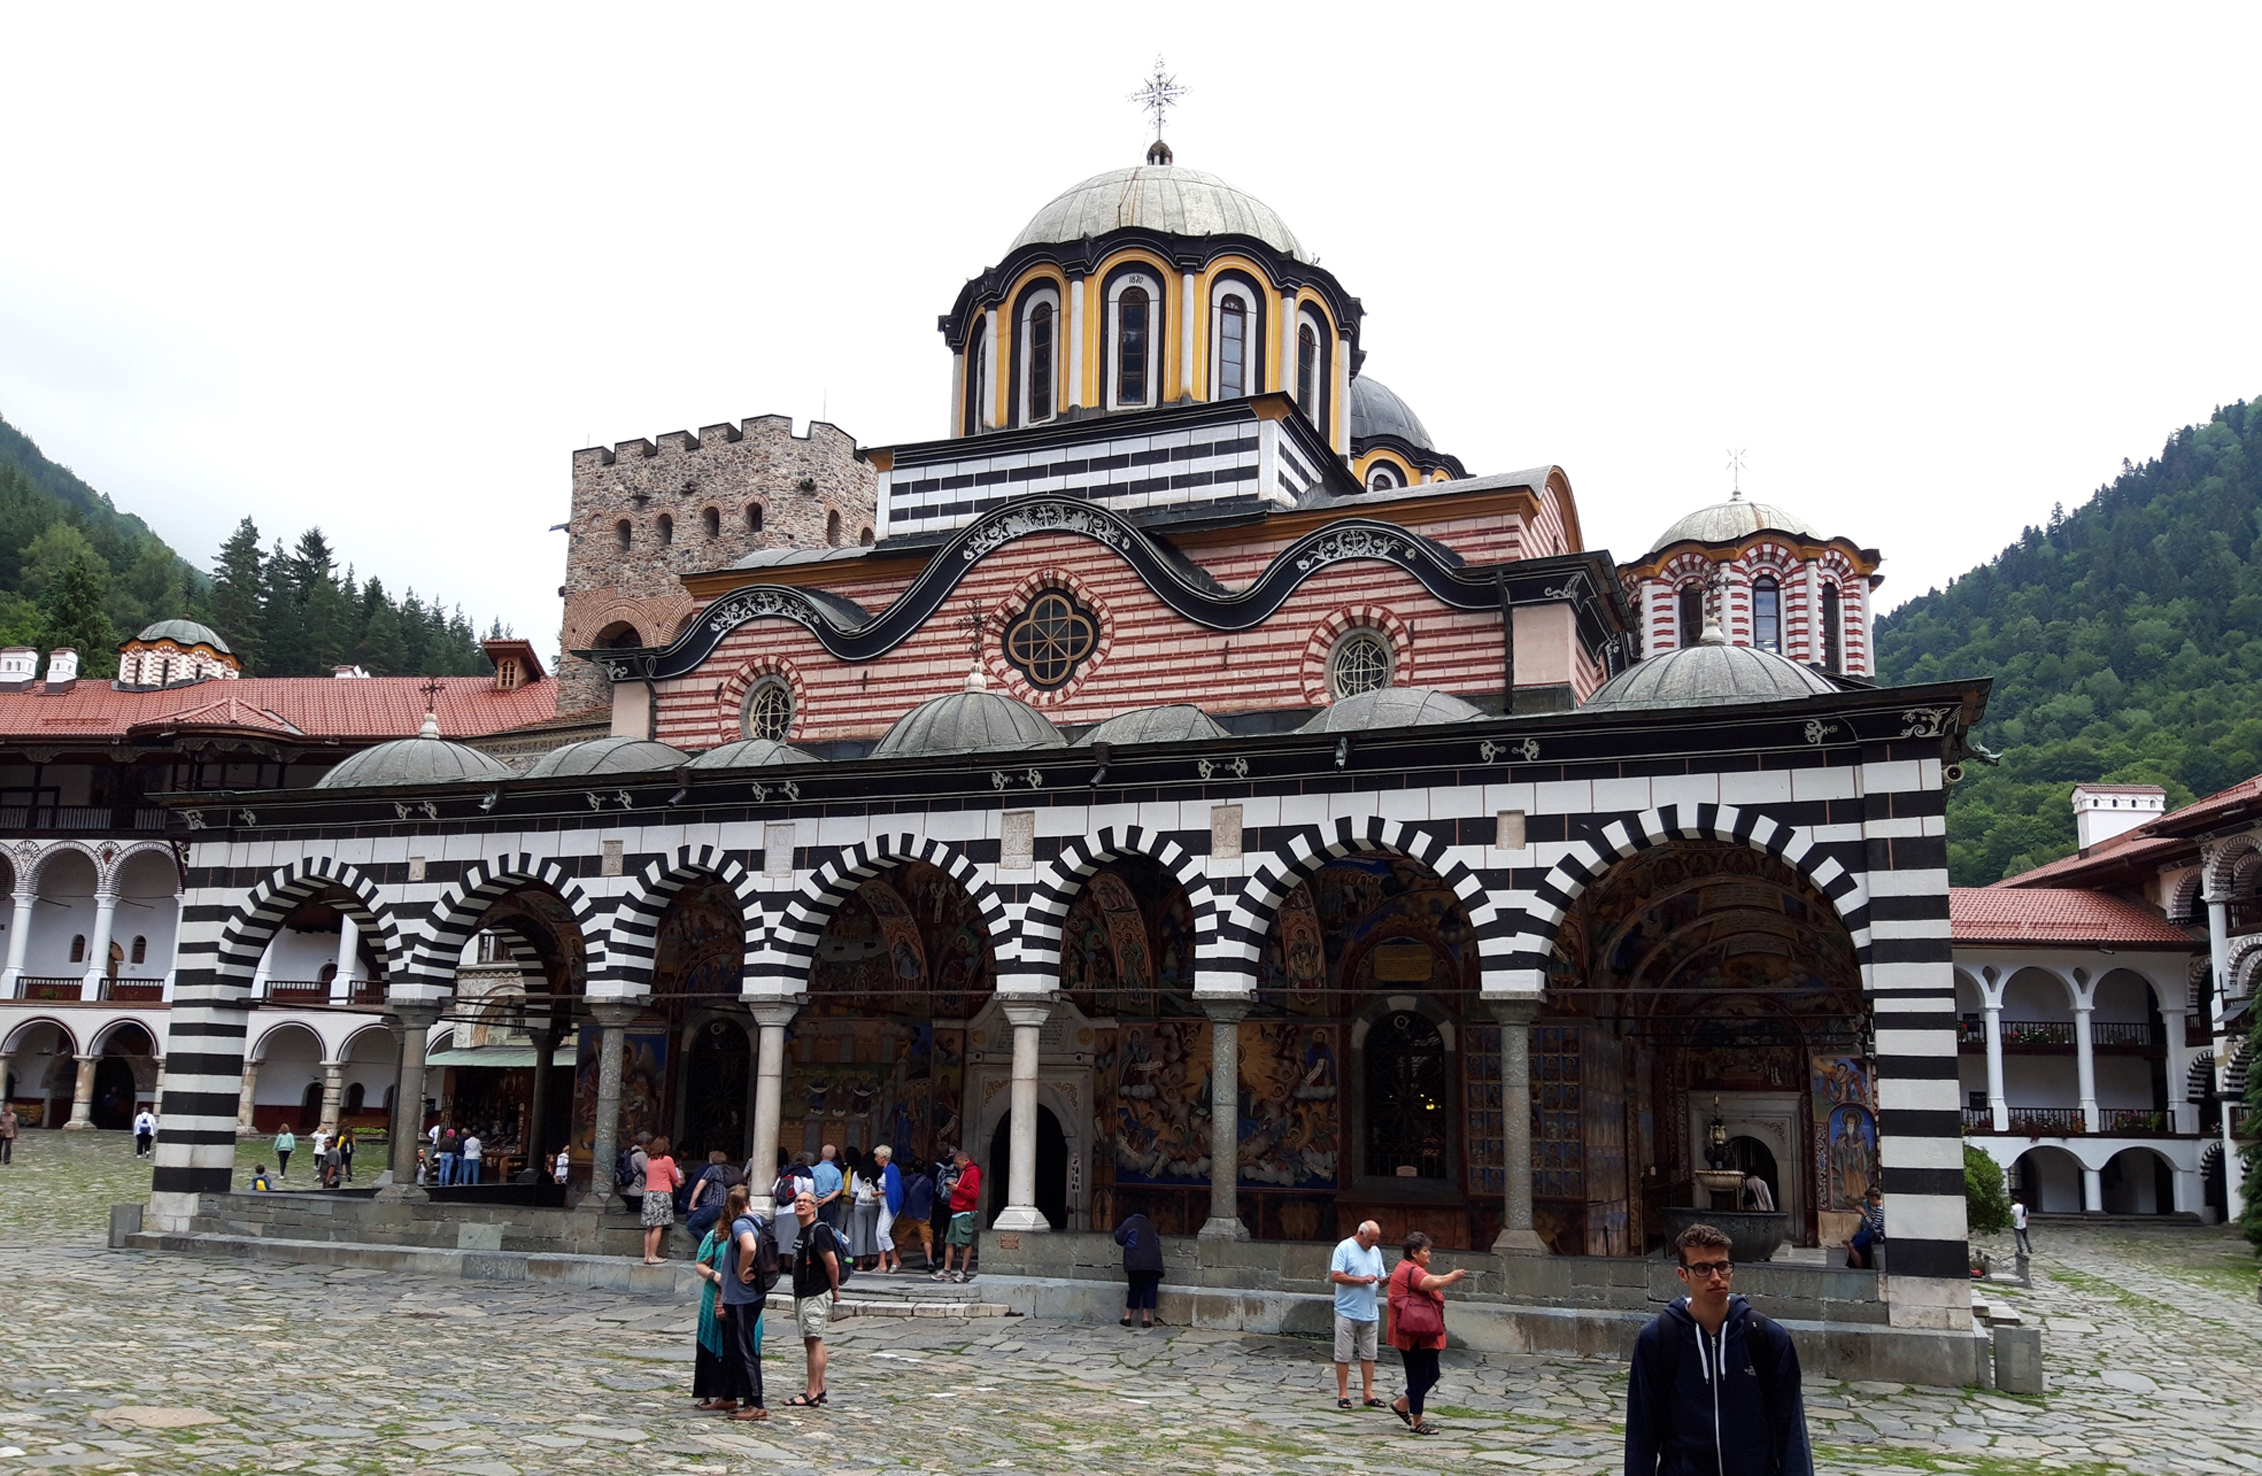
[
  {"left": 751, "top": 1001, "right": 801, "bottom": 1030},
  {"left": 1001, "top": 1000, "right": 1055, "bottom": 1030},
  {"left": 1198, "top": 998, "right": 1252, "bottom": 1025},
  {"left": 1484, "top": 996, "right": 1544, "bottom": 1027},
  {"left": 590, "top": 1001, "right": 643, "bottom": 1029},
  {"left": 387, "top": 1004, "right": 443, "bottom": 1031}
]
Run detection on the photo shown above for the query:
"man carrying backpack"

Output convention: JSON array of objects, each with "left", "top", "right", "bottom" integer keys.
[
  {"left": 1625, "top": 1223, "right": 1813, "bottom": 1475},
  {"left": 782, "top": 1188, "right": 841, "bottom": 1408}
]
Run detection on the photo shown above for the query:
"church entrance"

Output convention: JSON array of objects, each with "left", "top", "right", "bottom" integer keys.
[
  {"left": 987, "top": 1104, "right": 1068, "bottom": 1231},
  {"left": 678, "top": 1016, "right": 751, "bottom": 1163}
]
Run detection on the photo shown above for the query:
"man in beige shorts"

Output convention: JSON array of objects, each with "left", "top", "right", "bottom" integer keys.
[{"left": 783, "top": 1189, "right": 841, "bottom": 1407}]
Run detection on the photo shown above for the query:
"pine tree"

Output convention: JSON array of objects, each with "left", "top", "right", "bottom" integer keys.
[
  {"left": 259, "top": 538, "right": 309, "bottom": 676},
  {"left": 354, "top": 578, "right": 407, "bottom": 675},
  {"left": 204, "top": 517, "right": 266, "bottom": 673},
  {"left": 40, "top": 547, "right": 116, "bottom": 678}
]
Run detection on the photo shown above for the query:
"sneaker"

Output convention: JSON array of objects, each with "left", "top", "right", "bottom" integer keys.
[{"left": 928, "top": 1270, "right": 950, "bottom": 1282}]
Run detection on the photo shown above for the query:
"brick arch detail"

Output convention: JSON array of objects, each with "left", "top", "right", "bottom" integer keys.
[
  {"left": 2204, "top": 835, "right": 2260, "bottom": 900},
  {"left": 407, "top": 856, "right": 605, "bottom": 1002},
  {"left": 214, "top": 858, "right": 404, "bottom": 992},
  {"left": 1299, "top": 605, "right": 1415, "bottom": 707},
  {"left": 755, "top": 836, "right": 1009, "bottom": 992},
  {"left": 1017, "top": 825, "right": 1219, "bottom": 975},
  {"left": 715, "top": 658, "right": 810, "bottom": 742}
]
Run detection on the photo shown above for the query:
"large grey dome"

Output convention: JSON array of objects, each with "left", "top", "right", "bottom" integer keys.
[
  {"left": 872, "top": 685, "right": 1066, "bottom": 760},
  {"left": 1010, "top": 167, "right": 1306, "bottom": 261},
  {"left": 315, "top": 721, "right": 513, "bottom": 790},
  {"left": 133, "top": 618, "right": 232, "bottom": 655},
  {"left": 1583, "top": 640, "right": 1840, "bottom": 712},
  {"left": 1296, "top": 687, "right": 1484, "bottom": 734},
  {"left": 1082, "top": 704, "right": 1229, "bottom": 747},
  {"left": 1348, "top": 377, "right": 1433, "bottom": 450},
  {"left": 686, "top": 738, "right": 817, "bottom": 771},
  {"left": 1648, "top": 499, "right": 1823, "bottom": 554},
  {"left": 523, "top": 736, "right": 687, "bottom": 780}
]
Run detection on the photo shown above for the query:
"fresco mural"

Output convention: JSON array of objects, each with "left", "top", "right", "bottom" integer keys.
[
  {"left": 1235, "top": 1021, "right": 1338, "bottom": 1188},
  {"left": 651, "top": 881, "right": 744, "bottom": 1001},
  {"left": 572, "top": 1026, "right": 669, "bottom": 1153},
  {"left": 1813, "top": 1053, "right": 1879, "bottom": 1216}
]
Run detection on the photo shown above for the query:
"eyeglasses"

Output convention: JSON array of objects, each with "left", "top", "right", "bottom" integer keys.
[{"left": 1682, "top": 1261, "right": 1734, "bottom": 1280}]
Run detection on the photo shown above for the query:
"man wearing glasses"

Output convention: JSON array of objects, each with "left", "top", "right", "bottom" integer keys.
[{"left": 1624, "top": 1223, "right": 1813, "bottom": 1475}]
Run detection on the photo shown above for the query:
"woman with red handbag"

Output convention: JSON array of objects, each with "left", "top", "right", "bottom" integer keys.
[{"left": 1384, "top": 1231, "right": 1466, "bottom": 1436}]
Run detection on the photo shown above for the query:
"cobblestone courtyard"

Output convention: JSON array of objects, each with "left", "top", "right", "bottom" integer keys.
[{"left": 1, "top": 1133, "right": 2258, "bottom": 1476}]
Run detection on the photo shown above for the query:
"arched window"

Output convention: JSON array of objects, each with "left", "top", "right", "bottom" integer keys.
[
  {"left": 965, "top": 311, "right": 991, "bottom": 434},
  {"left": 1366, "top": 464, "right": 1402, "bottom": 492},
  {"left": 743, "top": 677, "right": 794, "bottom": 740},
  {"left": 1216, "top": 294, "right": 1248, "bottom": 399},
  {"left": 1022, "top": 296, "right": 1056, "bottom": 425},
  {"left": 1677, "top": 585, "right": 1704, "bottom": 647},
  {"left": 747, "top": 504, "right": 764, "bottom": 533},
  {"left": 130, "top": 935, "right": 147, "bottom": 965},
  {"left": 701, "top": 506, "right": 720, "bottom": 539},
  {"left": 1821, "top": 582, "right": 1843, "bottom": 672},
  {"left": 70, "top": 934, "right": 86, "bottom": 964},
  {"left": 1296, "top": 322, "right": 1318, "bottom": 421},
  {"left": 317, "top": 963, "right": 338, "bottom": 984},
  {"left": 1751, "top": 576, "right": 1781, "bottom": 653},
  {"left": 614, "top": 520, "right": 633, "bottom": 550},
  {"left": 655, "top": 513, "right": 674, "bottom": 546},
  {"left": 1114, "top": 285, "right": 1151, "bottom": 408},
  {"left": 1364, "top": 1009, "right": 1450, "bottom": 1179},
  {"left": 858, "top": 527, "right": 874, "bottom": 546},
  {"left": 826, "top": 511, "right": 843, "bottom": 547},
  {"left": 1329, "top": 630, "right": 1393, "bottom": 698},
  {"left": 345, "top": 1083, "right": 365, "bottom": 1114}
]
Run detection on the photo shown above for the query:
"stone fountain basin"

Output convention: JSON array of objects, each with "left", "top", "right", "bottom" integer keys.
[{"left": 1661, "top": 1207, "right": 1793, "bottom": 1266}]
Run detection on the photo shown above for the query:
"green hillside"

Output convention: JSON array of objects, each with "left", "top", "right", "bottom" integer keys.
[
  {"left": 0, "top": 413, "right": 496, "bottom": 679},
  {"left": 1875, "top": 398, "right": 2262, "bottom": 885}
]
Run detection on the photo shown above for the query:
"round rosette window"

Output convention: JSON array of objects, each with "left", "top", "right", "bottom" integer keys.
[
  {"left": 741, "top": 676, "right": 794, "bottom": 740},
  {"left": 1003, "top": 590, "right": 1098, "bottom": 689}
]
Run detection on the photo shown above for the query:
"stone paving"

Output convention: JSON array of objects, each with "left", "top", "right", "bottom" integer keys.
[{"left": 2, "top": 1131, "right": 2260, "bottom": 1475}]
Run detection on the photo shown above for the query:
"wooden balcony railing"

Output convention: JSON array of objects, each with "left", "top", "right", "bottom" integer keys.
[
  {"left": 2000, "top": 1020, "right": 2076, "bottom": 1049},
  {"left": 263, "top": 980, "right": 331, "bottom": 1006},
  {"left": 2098, "top": 1108, "right": 2171, "bottom": 1134},
  {"left": 2092, "top": 1021, "right": 2162, "bottom": 1049},
  {"left": 2004, "top": 1106, "right": 2086, "bottom": 1133},
  {"left": 15, "top": 976, "right": 83, "bottom": 1001},
  {"left": 101, "top": 977, "right": 165, "bottom": 1002}
]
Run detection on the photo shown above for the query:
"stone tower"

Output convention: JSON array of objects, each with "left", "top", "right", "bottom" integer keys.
[{"left": 557, "top": 415, "right": 878, "bottom": 713}]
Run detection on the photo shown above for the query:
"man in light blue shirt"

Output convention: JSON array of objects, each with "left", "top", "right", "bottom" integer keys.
[
  {"left": 811, "top": 1144, "right": 846, "bottom": 1233},
  {"left": 1328, "top": 1219, "right": 1386, "bottom": 1409}
]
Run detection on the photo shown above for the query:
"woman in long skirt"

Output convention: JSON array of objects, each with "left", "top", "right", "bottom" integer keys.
[
  {"left": 847, "top": 1164, "right": 882, "bottom": 1268},
  {"left": 691, "top": 1212, "right": 732, "bottom": 1408}
]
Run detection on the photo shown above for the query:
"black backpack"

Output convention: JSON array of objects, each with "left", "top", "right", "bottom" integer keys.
[
  {"left": 615, "top": 1147, "right": 639, "bottom": 1190},
  {"left": 799, "top": 1219, "right": 851, "bottom": 1287},
  {"left": 741, "top": 1215, "right": 782, "bottom": 1294}
]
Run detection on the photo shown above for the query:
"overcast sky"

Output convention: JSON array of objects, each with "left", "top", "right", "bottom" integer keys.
[{"left": 3, "top": 5, "right": 2257, "bottom": 659}]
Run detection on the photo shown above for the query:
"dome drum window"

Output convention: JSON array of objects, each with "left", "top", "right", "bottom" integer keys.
[
  {"left": 1003, "top": 590, "right": 1098, "bottom": 689},
  {"left": 742, "top": 677, "right": 795, "bottom": 741},
  {"left": 1751, "top": 575, "right": 1782, "bottom": 653},
  {"left": 1328, "top": 630, "right": 1393, "bottom": 700},
  {"left": 1017, "top": 288, "right": 1060, "bottom": 427},
  {"left": 1105, "top": 271, "right": 1163, "bottom": 411}
]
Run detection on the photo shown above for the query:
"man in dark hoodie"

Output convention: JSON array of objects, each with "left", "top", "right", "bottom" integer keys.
[{"left": 1624, "top": 1223, "right": 1813, "bottom": 1476}]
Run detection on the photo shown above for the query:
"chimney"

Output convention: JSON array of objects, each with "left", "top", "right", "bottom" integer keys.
[
  {"left": 0, "top": 647, "right": 35, "bottom": 686},
  {"left": 43, "top": 648, "right": 78, "bottom": 688},
  {"left": 2071, "top": 784, "right": 2167, "bottom": 851},
  {"left": 332, "top": 664, "right": 371, "bottom": 679}
]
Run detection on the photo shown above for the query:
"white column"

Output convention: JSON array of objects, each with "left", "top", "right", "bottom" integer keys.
[
  {"left": 1984, "top": 998, "right": 2009, "bottom": 1131},
  {"left": 1180, "top": 272, "right": 1197, "bottom": 399},
  {"left": 80, "top": 890, "right": 119, "bottom": 998},
  {"left": 2227, "top": 1112, "right": 2246, "bottom": 1221},
  {"left": 2074, "top": 1002, "right": 2099, "bottom": 1132},
  {"left": 236, "top": 1059, "right": 261, "bottom": 1132},
  {"left": 2161, "top": 1006, "right": 2193, "bottom": 1134},
  {"left": 993, "top": 1000, "right": 1053, "bottom": 1232},
  {"left": 331, "top": 915, "right": 360, "bottom": 1003},
  {"left": 1803, "top": 564, "right": 1823, "bottom": 663},
  {"left": 1199, "top": 1000, "right": 1250, "bottom": 1241},
  {"left": 748, "top": 1002, "right": 797, "bottom": 1218},
  {"left": 2204, "top": 891, "right": 2243, "bottom": 1219},
  {"left": 1277, "top": 292, "right": 1295, "bottom": 396},
  {"left": 64, "top": 1054, "right": 96, "bottom": 1130},
  {"left": 1, "top": 889, "right": 35, "bottom": 994},
  {"left": 2081, "top": 1165, "right": 2103, "bottom": 1213},
  {"left": 1067, "top": 275, "right": 1085, "bottom": 410},
  {"left": 317, "top": 1059, "right": 345, "bottom": 1134}
]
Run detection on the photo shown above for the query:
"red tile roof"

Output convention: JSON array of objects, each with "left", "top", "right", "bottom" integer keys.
[
  {"left": 1951, "top": 887, "right": 2195, "bottom": 948},
  {"left": 1996, "top": 831, "right": 2188, "bottom": 887},
  {"left": 0, "top": 676, "right": 557, "bottom": 745}
]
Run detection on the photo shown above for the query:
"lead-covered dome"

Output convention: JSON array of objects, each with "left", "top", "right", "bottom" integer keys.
[
  {"left": 315, "top": 714, "right": 513, "bottom": 789},
  {"left": 1583, "top": 638, "right": 1840, "bottom": 712},
  {"left": 134, "top": 618, "right": 232, "bottom": 654},
  {"left": 1348, "top": 377, "right": 1433, "bottom": 450},
  {"left": 1082, "top": 704, "right": 1229, "bottom": 747},
  {"left": 1296, "top": 687, "right": 1484, "bottom": 734},
  {"left": 686, "top": 738, "right": 817, "bottom": 771},
  {"left": 1011, "top": 166, "right": 1306, "bottom": 261},
  {"left": 872, "top": 681, "right": 1066, "bottom": 759},
  {"left": 523, "top": 736, "right": 687, "bottom": 780},
  {"left": 1648, "top": 498, "right": 1823, "bottom": 554}
]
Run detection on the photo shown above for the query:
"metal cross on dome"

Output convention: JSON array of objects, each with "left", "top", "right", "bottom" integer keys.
[
  {"left": 1725, "top": 447, "right": 1748, "bottom": 500},
  {"left": 1129, "top": 57, "right": 1187, "bottom": 145}
]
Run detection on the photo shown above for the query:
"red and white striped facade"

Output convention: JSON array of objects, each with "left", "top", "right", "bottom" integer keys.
[{"left": 1621, "top": 527, "right": 1882, "bottom": 677}]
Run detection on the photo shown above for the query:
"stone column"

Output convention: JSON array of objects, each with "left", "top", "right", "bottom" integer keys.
[
  {"left": 1197, "top": 1000, "right": 1250, "bottom": 1241},
  {"left": 1488, "top": 997, "right": 1549, "bottom": 1254},
  {"left": 1, "top": 889, "right": 35, "bottom": 994},
  {"left": 2073, "top": 1002, "right": 2099, "bottom": 1133},
  {"left": 993, "top": 1000, "right": 1054, "bottom": 1233},
  {"left": 748, "top": 1002, "right": 798, "bottom": 1218},
  {"left": 520, "top": 1022, "right": 562, "bottom": 1181},
  {"left": 235, "top": 1059, "right": 261, "bottom": 1132},
  {"left": 151, "top": 1056, "right": 165, "bottom": 1116},
  {"left": 80, "top": 890, "right": 119, "bottom": 999},
  {"left": 2081, "top": 1165, "right": 2103, "bottom": 1213},
  {"left": 380, "top": 1005, "right": 440, "bottom": 1197},
  {"left": 1983, "top": 998, "right": 2009, "bottom": 1131},
  {"left": 331, "top": 915, "right": 360, "bottom": 1004},
  {"left": 64, "top": 1054, "right": 97, "bottom": 1129},
  {"left": 583, "top": 1002, "right": 641, "bottom": 1211},
  {"left": 2161, "top": 1007, "right": 2192, "bottom": 1134},
  {"left": 317, "top": 1060, "right": 345, "bottom": 1134}
]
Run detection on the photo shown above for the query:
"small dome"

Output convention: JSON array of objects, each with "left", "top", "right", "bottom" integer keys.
[
  {"left": 871, "top": 685, "right": 1066, "bottom": 760},
  {"left": 1011, "top": 166, "right": 1305, "bottom": 261},
  {"left": 1648, "top": 498, "right": 1823, "bottom": 554},
  {"left": 1348, "top": 377, "right": 1434, "bottom": 450},
  {"left": 1582, "top": 642, "right": 1840, "bottom": 713},
  {"left": 1295, "top": 687, "right": 1485, "bottom": 734},
  {"left": 522, "top": 736, "right": 687, "bottom": 780},
  {"left": 1082, "top": 704, "right": 1229, "bottom": 747},
  {"left": 685, "top": 738, "right": 818, "bottom": 771},
  {"left": 132, "top": 618, "right": 231, "bottom": 655},
  {"left": 315, "top": 720, "right": 513, "bottom": 790}
]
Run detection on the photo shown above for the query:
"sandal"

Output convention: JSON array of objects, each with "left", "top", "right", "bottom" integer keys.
[
  {"left": 1411, "top": 1421, "right": 1440, "bottom": 1436},
  {"left": 1364, "top": 1397, "right": 1388, "bottom": 1410},
  {"left": 813, "top": 1391, "right": 828, "bottom": 1406},
  {"left": 784, "top": 1394, "right": 820, "bottom": 1408},
  {"left": 1337, "top": 1397, "right": 1353, "bottom": 1410},
  {"left": 1121, "top": 1316, "right": 1134, "bottom": 1328},
  {"left": 728, "top": 1407, "right": 769, "bottom": 1422},
  {"left": 1390, "top": 1401, "right": 1413, "bottom": 1429}
]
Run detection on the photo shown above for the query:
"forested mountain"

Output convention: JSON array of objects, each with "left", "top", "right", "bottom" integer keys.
[
  {"left": 0, "top": 413, "right": 497, "bottom": 678},
  {"left": 1876, "top": 398, "right": 2262, "bottom": 885}
]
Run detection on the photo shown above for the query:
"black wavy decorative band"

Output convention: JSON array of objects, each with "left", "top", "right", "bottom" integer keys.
[{"left": 594, "top": 495, "right": 1614, "bottom": 682}]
